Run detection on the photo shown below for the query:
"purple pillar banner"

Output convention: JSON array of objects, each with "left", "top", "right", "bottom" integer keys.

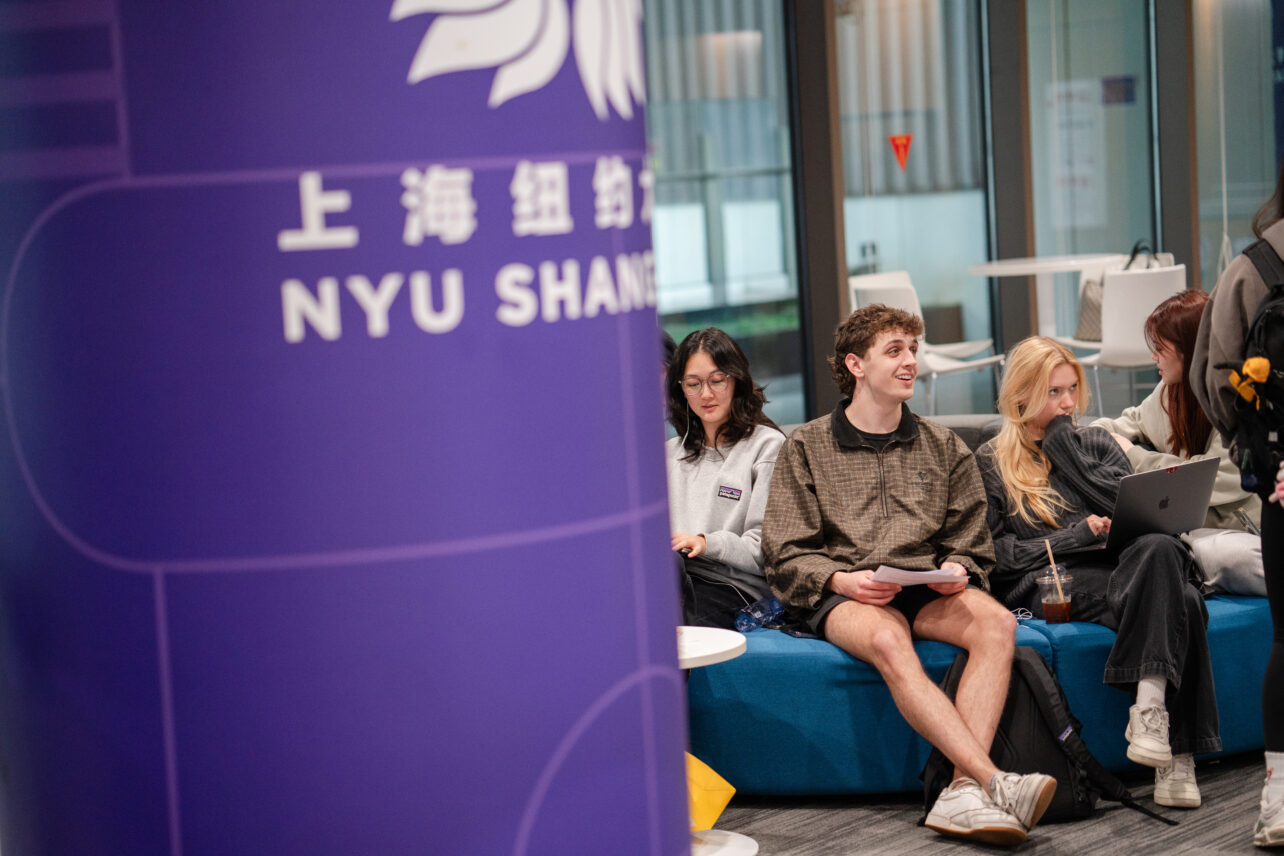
[{"left": 0, "top": 2, "right": 687, "bottom": 854}]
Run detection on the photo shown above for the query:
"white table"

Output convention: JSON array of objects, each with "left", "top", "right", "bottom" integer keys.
[
  {"left": 969, "top": 253, "right": 1127, "bottom": 337},
  {"left": 677, "top": 626, "right": 757, "bottom": 856},
  {"left": 677, "top": 625, "right": 747, "bottom": 669}
]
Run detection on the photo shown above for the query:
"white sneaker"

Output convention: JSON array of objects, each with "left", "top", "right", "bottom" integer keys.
[
  {"left": 1154, "top": 753, "right": 1200, "bottom": 808},
  {"left": 1256, "top": 777, "right": 1284, "bottom": 848},
  {"left": 989, "top": 771, "right": 1058, "bottom": 831},
  {"left": 1125, "top": 704, "right": 1173, "bottom": 767},
  {"left": 925, "top": 777, "right": 1027, "bottom": 846}
]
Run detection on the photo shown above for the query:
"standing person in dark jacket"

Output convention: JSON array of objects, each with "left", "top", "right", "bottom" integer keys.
[
  {"left": 1191, "top": 157, "right": 1284, "bottom": 847},
  {"left": 977, "top": 336, "right": 1220, "bottom": 811}
]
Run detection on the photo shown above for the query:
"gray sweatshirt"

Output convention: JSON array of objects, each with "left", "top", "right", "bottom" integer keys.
[
  {"left": 1192, "top": 219, "right": 1284, "bottom": 449},
  {"left": 666, "top": 423, "right": 785, "bottom": 600}
]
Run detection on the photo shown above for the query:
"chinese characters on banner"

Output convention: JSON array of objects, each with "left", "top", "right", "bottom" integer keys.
[{"left": 276, "top": 160, "right": 657, "bottom": 341}]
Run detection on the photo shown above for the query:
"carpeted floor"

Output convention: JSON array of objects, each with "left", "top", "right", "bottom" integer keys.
[{"left": 716, "top": 750, "right": 1272, "bottom": 854}]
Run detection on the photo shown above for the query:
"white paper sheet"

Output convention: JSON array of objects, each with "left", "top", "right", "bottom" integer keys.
[{"left": 871, "top": 565, "right": 965, "bottom": 585}]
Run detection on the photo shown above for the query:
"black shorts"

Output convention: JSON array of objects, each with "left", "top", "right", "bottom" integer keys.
[{"left": 806, "top": 584, "right": 959, "bottom": 639}]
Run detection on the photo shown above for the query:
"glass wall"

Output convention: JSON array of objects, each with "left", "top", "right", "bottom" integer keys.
[
  {"left": 643, "top": 0, "right": 805, "bottom": 425},
  {"left": 1027, "top": 1, "right": 1155, "bottom": 268},
  {"left": 835, "top": 0, "right": 993, "bottom": 414},
  {"left": 1194, "top": 0, "right": 1278, "bottom": 291},
  {"left": 643, "top": 0, "right": 1228, "bottom": 420},
  {"left": 1025, "top": 0, "right": 1158, "bottom": 412}
]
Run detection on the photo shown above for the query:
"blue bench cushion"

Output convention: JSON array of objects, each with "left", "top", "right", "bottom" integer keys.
[
  {"left": 1007, "top": 595, "right": 1273, "bottom": 771},
  {"left": 686, "top": 624, "right": 1053, "bottom": 795},
  {"left": 686, "top": 596, "right": 1272, "bottom": 794},
  {"left": 1205, "top": 596, "right": 1275, "bottom": 756}
]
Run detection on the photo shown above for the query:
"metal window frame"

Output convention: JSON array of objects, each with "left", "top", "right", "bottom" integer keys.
[
  {"left": 784, "top": 0, "right": 847, "bottom": 418},
  {"left": 778, "top": 0, "right": 1195, "bottom": 416}
]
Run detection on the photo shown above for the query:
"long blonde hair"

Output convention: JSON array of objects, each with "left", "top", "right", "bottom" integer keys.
[{"left": 992, "top": 337, "right": 1092, "bottom": 527}]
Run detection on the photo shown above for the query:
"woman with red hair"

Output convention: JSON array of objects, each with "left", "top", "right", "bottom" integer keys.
[{"left": 1093, "top": 289, "right": 1264, "bottom": 597}]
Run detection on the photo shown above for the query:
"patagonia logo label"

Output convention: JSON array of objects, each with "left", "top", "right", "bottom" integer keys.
[{"left": 718, "top": 485, "right": 742, "bottom": 501}]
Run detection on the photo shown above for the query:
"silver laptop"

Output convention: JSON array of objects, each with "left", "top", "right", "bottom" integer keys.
[{"left": 1057, "top": 457, "right": 1219, "bottom": 555}]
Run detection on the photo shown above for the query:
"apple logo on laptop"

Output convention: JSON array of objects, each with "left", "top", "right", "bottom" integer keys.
[{"left": 1159, "top": 496, "right": 1170, "bottom": 510}]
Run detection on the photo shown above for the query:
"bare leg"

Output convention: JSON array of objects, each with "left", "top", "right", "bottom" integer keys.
[
  {"left": 823, "top": 599, "right": 1003, "bottom": 785},
  {"left": 913, "top": 588, "right": 1017, "bottom": 782}
]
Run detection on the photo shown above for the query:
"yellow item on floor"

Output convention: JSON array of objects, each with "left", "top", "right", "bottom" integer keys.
[{"left": 687, "top": 751, "right": 736, "bottom": 831}]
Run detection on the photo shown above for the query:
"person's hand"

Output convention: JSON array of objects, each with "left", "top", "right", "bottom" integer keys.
[
  {"left": 1270, "top": 461, "right": 1284, "bottom": 505},
  {"left": 828, "top": 569, "right": 900, "bottom": 606},
  {"left": 1085, "top": 514, "right": 1111, "bottom": 537},
  {"left": 1111, "top": 432, "right": 1134, "bottom": 452},
  {"left": 928, "top": 561, "right": 969, "bottom": 595},
  {"left": 671, "top": 532, "right": 706, "bottom": 558}
]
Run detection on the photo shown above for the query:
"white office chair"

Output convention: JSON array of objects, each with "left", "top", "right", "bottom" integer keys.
[
  {"left": 1054, "top": 252, "right": 1175, "bottom": 351},
  {"left": 1074, "top": 263, "right": 1188, "bottom": 415},
  {"left": 848, "top": 270, "right": 1004, "bottom": 416},
  {"left": 848, "top": 270, "right": 994, "bottom": 357}
]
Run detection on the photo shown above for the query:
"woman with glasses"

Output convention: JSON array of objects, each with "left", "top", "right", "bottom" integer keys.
[{"left": 666, "top": 327, "right": 785, "bottom": 628}]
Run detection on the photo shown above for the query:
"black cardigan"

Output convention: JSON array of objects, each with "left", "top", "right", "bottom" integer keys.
[{"left": 974, "top": 416, "right": 1133, "bottom": 605}]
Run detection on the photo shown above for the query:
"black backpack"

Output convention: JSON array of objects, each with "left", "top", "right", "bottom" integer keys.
[
  {"left": 920, "top": 647, "right": 1176, "bottom": 826},
  {"left": 1220, "top": 239, "right": 1284, "bottom": 496}
]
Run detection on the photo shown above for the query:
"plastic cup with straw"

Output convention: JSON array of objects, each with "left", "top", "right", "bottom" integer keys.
[
  {"left": 1043, "top": 540, "right": 1066, "bottom": 601},
  {"left": 1041, "top": 539, "right": 1071, "bottom": 622}
]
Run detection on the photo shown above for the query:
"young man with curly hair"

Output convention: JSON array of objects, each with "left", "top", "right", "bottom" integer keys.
[{"left": 763, "top": 304, "right": 1054, "bottom": 846}]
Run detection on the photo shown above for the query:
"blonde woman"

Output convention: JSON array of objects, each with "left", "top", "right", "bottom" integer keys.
[{"left": 975, "top": 337, "right": 1220, "bottom": 810}]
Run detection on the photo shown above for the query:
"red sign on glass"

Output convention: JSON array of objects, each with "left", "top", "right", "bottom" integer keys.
[{"left": 889, "top": 134, "right": 913, "bottom": 171}]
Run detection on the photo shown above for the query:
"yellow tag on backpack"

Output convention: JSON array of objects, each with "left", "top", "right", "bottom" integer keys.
[{"left": 1229, "top": 356, "right": 1272, "bottom": 408}]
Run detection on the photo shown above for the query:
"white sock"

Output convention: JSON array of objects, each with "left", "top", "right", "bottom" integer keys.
[
  {"left": 1268, "top": 751, "right": 1284, "bottom": 800},
  {"left": 1136, "top": 675, "right": 1166, "bottom": 710}
]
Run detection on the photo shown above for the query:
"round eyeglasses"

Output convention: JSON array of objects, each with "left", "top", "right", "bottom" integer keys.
[{"left": 682, "top": 372, "right": 730, "bottom": 397}]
